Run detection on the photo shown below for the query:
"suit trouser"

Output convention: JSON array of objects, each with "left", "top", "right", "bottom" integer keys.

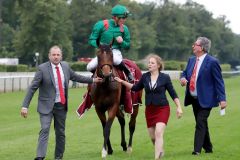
[
  {"left": 37, "top": 103, "right": 67, "bottom": 158},
  {"left": 192, "top": 98, "right": 212, "bottom": 152}
]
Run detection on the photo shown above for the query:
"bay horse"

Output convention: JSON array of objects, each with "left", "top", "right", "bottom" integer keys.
[{"left": 90, "top": 44, "right": 142, "bottom": 158}]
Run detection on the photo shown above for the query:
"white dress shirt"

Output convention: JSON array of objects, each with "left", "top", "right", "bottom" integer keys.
[
  {"left": 51, "top": 63, "right": 65, "bottom": 103},
  {"left": 190, "top": 53, "right": 207, "bottom": 97}
]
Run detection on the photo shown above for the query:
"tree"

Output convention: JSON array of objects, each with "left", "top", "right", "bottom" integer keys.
[
  {"left": 0, "top": 0, "right": 19, "bottom": 57},
  {"left": 0, "top": 0, "right": 2, "bottom": 49},
  {"left": 70, "top": 0, "right": 109, "bottom": 58},
  {"left": 14, "top": 0, "right": 73, "bottom": 65}
]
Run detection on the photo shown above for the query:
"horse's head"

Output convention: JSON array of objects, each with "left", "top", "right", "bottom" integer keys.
[{"left": 97, "top": 44, "right": 113, "bottom": 78}]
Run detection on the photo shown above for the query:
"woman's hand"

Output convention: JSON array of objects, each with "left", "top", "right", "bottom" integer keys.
[
  {"left": 176, "top": 106, "right": 183, "bottom": 119},
  {"left": 114, "top": 77, "right": 123, "bottom": 83}
]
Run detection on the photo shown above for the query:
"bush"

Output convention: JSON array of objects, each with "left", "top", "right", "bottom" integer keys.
[
  {"left": 28, "top": 67, "right": 37, "bottom": 72},
  {"left": 135, "top": 61, "right": 147, "bottom": 70},
  {"left": 0, "top": 65, "right": 7, "bottom": 71},
  {"left": 17, "top": 64, "right": 28, "bottom": 72},
  {"left": 70, "top": 62, "right": 88, "bottom": 71},
  {"left": 221, "top": 64, "right": 232, "bottom": 78},
  {"left": 164, "top": 61, "right": 187, "bottom": 70},
  {"left": 6, "top": 65, "right": 17, "bottom": 72},
  {"left": 220, "top": 64, "right": 231, "bottom": 71},
  {"left": 135, "top": 60, "right": 187, "bottom": 71}
]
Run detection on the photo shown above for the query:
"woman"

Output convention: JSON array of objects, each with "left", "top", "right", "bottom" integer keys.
[{"left": 115, "top": 54, "right": 183, "bottom": 160}]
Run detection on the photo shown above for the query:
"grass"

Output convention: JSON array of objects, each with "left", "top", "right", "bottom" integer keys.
[{"left": 0, "top": 76, "right": 240, "bottom": 160}]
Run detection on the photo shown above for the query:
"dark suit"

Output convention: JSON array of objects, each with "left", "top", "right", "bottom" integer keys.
[
  {"left": 181, "top": 54, "right": 226, "bottom": 152},
  {"left": 131, "top": 72, "right": 178, "bottom": 106},
  {"left": 22, "top": 61, "right": 93, "bottom": 158}
]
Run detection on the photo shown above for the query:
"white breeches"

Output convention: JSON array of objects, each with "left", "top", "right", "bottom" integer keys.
[{"left": 87, "top": 49, "right": 123, "bottom": 71}]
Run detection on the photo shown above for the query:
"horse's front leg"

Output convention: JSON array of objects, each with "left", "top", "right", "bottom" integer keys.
[
  {"left": 102, "top": 103, "right": 119, "bottom": 156},
  {"left": 128, "top": 104, "right": 139, "bottom": 153},
  {"left": 95, "top": 108, "right": 109, "bottom": 158},
  {"left": 103, "top": 120, "right": 114, "bottom": 156},
  {"left": 117, "top": 110, "right": 127, "bottom": 151}
]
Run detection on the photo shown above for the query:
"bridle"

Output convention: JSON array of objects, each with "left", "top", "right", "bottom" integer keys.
[{"left": 98, "top": 44, "right": 114, "bottom": 79}]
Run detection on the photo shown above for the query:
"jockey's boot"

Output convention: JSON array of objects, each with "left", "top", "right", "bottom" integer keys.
[{"left": 118, "top": 62, "right": 134, "bottom": 83}]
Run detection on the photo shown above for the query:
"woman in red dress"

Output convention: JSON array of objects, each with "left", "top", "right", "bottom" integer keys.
[{"left": 115, "top": 54, "right": 183, "bottom": 160}]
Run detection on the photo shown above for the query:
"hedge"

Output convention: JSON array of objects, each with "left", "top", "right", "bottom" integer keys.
[
  {"left": 0, "top": 65, "right": 7, "bottom": 72},
  {"left": 69, "top": 62, "right": 88, "bottom": 71},
  {"left": 0, "top": 62, "right": 233, "bottom": 72}
]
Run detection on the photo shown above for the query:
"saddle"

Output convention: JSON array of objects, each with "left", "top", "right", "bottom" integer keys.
[{"left": 76, "top": 59, "right": 142, "bottom": 118}]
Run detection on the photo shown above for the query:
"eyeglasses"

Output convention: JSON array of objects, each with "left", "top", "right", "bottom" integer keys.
[
  {"left": 119, "top": 17, "right": 127, "bottom": 19},
  {"left": 192, "top": 43, "right": 201, "bottom": 47}
]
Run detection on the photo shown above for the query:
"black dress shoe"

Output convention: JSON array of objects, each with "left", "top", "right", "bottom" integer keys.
[
  {"left": 34, "top": 157, "right": 44, "bottom": 160},
  {"left": 205, "top": 150, "right": 213, "bottom": 153},
  {"left": 192, "top": 151, "right": 200, "bottom": 155}
]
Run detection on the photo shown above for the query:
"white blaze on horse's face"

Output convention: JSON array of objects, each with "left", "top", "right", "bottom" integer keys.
[
  {"left": 98, "top": 48, "right": 113, "bottom": 77},
  {"left": 101, "top": 64, "right": 112, "bottom": 76}
]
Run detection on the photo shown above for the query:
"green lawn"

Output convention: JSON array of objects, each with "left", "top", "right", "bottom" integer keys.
[{"left": 0, "top": 76, "right": 240, "bottom": 160}]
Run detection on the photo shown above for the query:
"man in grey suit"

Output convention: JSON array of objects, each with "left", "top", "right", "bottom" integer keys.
[{"left": 20, "top": 45, "right": 102, "bottom": 160}]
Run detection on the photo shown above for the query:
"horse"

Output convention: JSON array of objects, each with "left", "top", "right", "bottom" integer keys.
[{"left": 90, "top": 44, "right": 142, "bottom": 158}]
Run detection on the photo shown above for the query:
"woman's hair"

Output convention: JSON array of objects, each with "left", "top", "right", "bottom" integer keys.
[{"left": 146, "top": 54, "right": 164, "bottom": 72}]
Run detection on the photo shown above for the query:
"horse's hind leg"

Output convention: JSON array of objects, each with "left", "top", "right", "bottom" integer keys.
[
  {"left": 128, "top": 104, "right": 139, "bottom": 153},
  {"left": 117, "top": 110, "right": 127, "bottom": 151}
]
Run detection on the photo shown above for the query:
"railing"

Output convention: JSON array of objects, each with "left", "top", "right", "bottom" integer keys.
[
  {"left": 222, "top": 70, "right": 240, "bottom": 77},
  {"left": 0, "top": 72, "right": 91, "bottom": 93},
  {"left": 0, "top": 70, "right": 239, "bottom": 93},
  {"left": 0, "top": 75, "right": 34, "bottom": 93}
]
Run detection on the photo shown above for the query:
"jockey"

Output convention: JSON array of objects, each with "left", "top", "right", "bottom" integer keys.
[
  {"left": 87, "top": 4, "right": 134, "bottom": 82},
  {"left": 77, "top": 5, "right": 135, "bottom": 117}
]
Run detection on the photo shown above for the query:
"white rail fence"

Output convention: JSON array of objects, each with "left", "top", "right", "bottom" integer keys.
[
  {"left": 0, "top": 70, "right": 239, "bottom": 93},
  {"left": 0, "top": 72, "right": 92, "bottom": 93}
]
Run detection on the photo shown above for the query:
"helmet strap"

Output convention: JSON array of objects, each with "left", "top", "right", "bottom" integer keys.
[{"left": 113, "top": 16, "right": 119, "bottom": 24}]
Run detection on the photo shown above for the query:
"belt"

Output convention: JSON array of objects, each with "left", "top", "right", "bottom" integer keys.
[{"left": 192, "top": 96, "right": 198, "bottom": 99}]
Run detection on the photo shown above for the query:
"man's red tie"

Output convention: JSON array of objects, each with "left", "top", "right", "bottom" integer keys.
[
  {"left": 189, "top": 58, "right": 199, "bottom": 92},
  {"left": 55, "top": 66, "right": 66, "bottom": 105}
]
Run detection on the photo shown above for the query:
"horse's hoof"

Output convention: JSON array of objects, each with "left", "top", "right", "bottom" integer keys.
[
  {"left": 101, "top": 148, "right": 107, "bottom": 158},
  {"left": 121, "top": 142, "right": 127, "bottom": 151},
  {"left": 127, "top": 146, "right": 132, "bottom": 154},
  {"left": 108, "top": 149, "right": 113, "bottom": 155}
]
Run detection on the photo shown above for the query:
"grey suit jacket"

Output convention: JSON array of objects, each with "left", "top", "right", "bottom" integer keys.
[{"left": 22, "top": 61, "right": 93, "bottom": 114}]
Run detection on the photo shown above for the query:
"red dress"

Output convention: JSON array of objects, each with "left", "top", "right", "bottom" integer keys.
[{"left": 145, "top": 104, "right": 170, "bottom": 128}]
